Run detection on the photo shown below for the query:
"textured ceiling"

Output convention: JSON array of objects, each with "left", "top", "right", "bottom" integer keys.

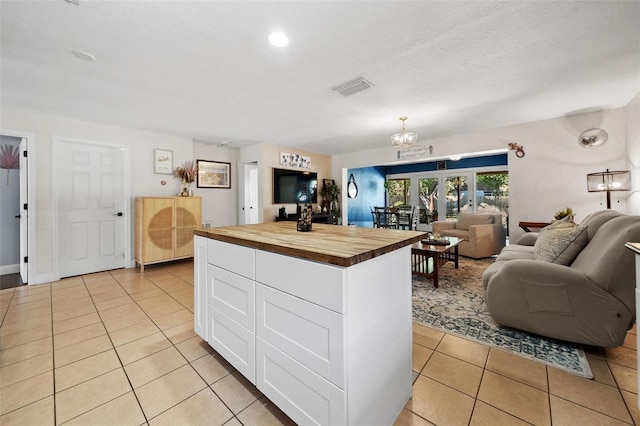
[{"left": 1, "top": 1, "right": 639, "bottom": 155}]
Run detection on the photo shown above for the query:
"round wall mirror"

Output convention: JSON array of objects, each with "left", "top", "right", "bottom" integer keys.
[{"left": 347, "top": 173, "right": 358, "bottom": 198}]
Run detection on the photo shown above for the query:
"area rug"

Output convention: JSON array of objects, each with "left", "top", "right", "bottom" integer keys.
[{"left": 412, "top": 257, "right": 593, "bottom": 378}]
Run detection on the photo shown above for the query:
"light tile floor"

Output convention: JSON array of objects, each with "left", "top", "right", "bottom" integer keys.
[{"left": 1, "top": 260, "right": 638, "bottom": 425}]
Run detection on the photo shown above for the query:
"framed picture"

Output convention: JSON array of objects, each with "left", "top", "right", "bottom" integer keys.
[
  {"left": 197, "top": 160, "right": 231, "bottom": 189},
  {"left": 154, "top": 149, "right": 173, "bottom": 174},
  {"left": 280, "top": 152, "right": 312, "bottom": 169}
]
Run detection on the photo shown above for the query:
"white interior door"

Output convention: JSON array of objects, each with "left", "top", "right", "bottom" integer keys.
[
  {"left": 244, "top": 162, "right": 259, "bottom": 225},
  {"left": 19, "top": 137, "right": 28, "bottom": 283},
  {"left": 56, "top": 139, "right": 126, "bottom": 278}
]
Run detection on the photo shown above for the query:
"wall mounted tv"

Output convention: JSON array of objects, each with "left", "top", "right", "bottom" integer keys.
[{"left": 273, "top": 168, "right": 318, "bottom": 204}]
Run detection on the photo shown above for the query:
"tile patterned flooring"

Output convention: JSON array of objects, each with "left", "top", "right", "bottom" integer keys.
[{"left": 1, "top": 260, "right": 638, "bottom": 425}]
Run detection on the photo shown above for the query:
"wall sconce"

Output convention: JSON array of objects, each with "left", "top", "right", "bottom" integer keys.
[
  {"left": 586, "top": 169, "right": 631, "bottom": 209},
  {"left": 347, "top": 173, "right": 358, "bottom": 198}
]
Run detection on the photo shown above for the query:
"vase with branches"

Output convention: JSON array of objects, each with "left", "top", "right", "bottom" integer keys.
[{"left": 174, "top": 160, "right": 198, "bottom": 196}]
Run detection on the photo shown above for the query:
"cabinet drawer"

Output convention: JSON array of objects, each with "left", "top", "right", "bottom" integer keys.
[
  {"left": 256, "top": 284, "right": 344, "bottom": 388},
  {"left": 208, "top": 307, "right": 255, "bottom": 384},
  {"left": 207, "top": 265, "right": 255, "bottom": 331},
  {"left": 208, "top": 239, "right": 255, "bottom": 279},
  {"left": 256, "top": 338, "right": 345, "bottom": 426},
  {"left": 255, "top": 250, "right": 345, "bottom": 313}
]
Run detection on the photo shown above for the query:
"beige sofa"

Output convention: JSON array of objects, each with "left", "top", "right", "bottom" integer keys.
[
  {"left": 482, "top": 210, "right": 640, "bottom": 347},
  {"left": 432, "top": 213, "right": 506, "bottom": 259}
]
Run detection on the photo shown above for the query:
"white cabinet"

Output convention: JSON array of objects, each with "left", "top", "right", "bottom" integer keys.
[
  {"left": 256, "top": 338, "right": 345, "bottom": 425},
  {"left": 195, "top": 238, "right": 412, "bottom": 425}
]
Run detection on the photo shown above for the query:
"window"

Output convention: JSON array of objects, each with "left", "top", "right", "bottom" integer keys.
[{"left": 385, "top": 178, "right": 410, "bottom": 207}]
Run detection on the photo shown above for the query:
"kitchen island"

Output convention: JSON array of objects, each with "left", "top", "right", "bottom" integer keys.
[{"left": 194, "top": 222, "right": 424, "bottom": 425}]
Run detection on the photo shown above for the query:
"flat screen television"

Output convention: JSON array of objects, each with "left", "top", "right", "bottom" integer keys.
[{"left": 273, "top": 168, "right": 318, "bottom": 204}]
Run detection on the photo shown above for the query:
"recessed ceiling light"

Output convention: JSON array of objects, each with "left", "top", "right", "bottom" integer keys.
[
  {"left": 268, "top": 32, "right": 289, "bottom": 47},
  {"left": 72, "top": 50, "right": 95, "bottom": 61}
]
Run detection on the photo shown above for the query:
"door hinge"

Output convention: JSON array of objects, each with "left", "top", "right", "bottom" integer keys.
[
  {"left": 23, "top": 256, "right": 28, "bottom": 263},
  {"left": 24, "top": 203, "right": 28, "bottom": 210},
  {"left": 23, "top": 150, "right": 28, "bottom": 157}
]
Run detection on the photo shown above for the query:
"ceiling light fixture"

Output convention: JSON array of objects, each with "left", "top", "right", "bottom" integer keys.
[
  {"left": 391, "top": 117, "right": 417, "bottom": 148},
  {"left": 578, "top": 128, "right": 608, "bottom": 148},
  {"left": 72, "top": 49, "right": 95, "bottom": 61},
  {"left": 268, "top": 32, "right": 289, "bottom": 47}
]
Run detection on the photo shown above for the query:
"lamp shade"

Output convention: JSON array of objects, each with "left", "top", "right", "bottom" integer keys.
[{"left": 586, "top": 170, "right": 631, "bottom": 192}]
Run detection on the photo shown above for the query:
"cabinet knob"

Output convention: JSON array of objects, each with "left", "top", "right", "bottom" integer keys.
[{"left": 113, "top": 212, "right": 124, "bottom": 217}]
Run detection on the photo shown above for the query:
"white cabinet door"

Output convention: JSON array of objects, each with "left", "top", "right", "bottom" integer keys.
[
  {"left": 194, "top": 236, "right": 207, "bottom": 339},
  {"left": 208, "top": 239, "right": 255, "bottom": 279},
  {"left": 256, "top": 284, "right": 345, "bottom": 388},
  {"left": 208, "top": 308, "right": 255, "bottom": 384},
  {"left": 208, "top": 265, "right": 255, "bottom": 331},
  {"left": 256, "top": 250, "right": 345, "bottom": 314},
  {"left": 256, "top": 338, "right": 345, "bottom": 426}
]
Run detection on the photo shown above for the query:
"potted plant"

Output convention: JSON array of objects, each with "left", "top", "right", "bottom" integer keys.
[
  {"left": 320, "top": 182, "right": 340, "bottom": 222},
  {"left": 554, "top": 207, "right": 574, "bottom": 221},
  {"left": 431, "top": 209, "right": 439, "bottom": 222}
]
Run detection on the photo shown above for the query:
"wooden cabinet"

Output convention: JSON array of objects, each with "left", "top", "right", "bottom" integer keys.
[{"left": 135, "top": 196, "right": 201, "bottom": 272}]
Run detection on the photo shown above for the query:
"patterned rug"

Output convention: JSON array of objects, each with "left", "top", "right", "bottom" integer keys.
[{"left": 412, "top": 257, "right": 593, "bottom": 378}]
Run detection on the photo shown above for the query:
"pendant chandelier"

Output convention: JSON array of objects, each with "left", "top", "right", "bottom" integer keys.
[{"left": 391, "top": 117, "right": 417, "bottom": 148}]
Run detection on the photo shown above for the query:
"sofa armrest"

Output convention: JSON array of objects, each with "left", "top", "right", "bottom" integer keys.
[
  {"left": 467, "top": 223, "right": 506, "bottom": 255},
  {"left": 485, "top": 259, "right": 633, "bottom": 346},
  {"left": 432, "top": 221, "right": 456, "bottom": 232}
]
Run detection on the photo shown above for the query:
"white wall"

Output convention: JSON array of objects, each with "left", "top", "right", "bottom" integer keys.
[
  {"left": 625, "top": 93, "right": 640, "bottom": 215},
  {"left": 240, "top": 142, "right": 331, "bottom": 222},
  {"left": 1, "top": 107, "right": 194, "bottom": 283},
  {"left": 332, "top": 106, "right": 632, "bottom": 242},
  {"left": 192, "top": 141, "right": 239, "bottom": 227}
]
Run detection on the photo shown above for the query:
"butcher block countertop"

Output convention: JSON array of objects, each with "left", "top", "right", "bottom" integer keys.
[{"left": 194, "top": 222, "right": 425, "bottom": 267}]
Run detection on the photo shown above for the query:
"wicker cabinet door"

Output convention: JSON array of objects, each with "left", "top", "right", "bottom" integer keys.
[
  {"left": 175, "top": 197, "right": 202, "bottom": 258},
  {"left": 143, "top": 198, "right": 175, "bottom": 262}
]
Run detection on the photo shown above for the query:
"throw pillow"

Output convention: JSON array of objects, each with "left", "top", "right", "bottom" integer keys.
[{"left": 533, "top": 226, "right": 588, "bottom": 265}]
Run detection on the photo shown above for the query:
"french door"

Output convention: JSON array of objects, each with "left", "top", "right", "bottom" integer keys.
[
  {"left": 55, "top": 138, "right": 127, "bottom": 278},
  {"left": 443, "top": 173, "right": 473, "bottom": 220},
  {"left": 416, "top": 169, "right": 508, "bottom": 229}
]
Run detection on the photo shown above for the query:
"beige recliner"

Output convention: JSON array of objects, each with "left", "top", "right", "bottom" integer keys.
[
  {"left": 483, "top": 210, "right": 640, "bottom": 347},
  {"left": 432, "top": 213, "right": 506, "bottom": 259}
]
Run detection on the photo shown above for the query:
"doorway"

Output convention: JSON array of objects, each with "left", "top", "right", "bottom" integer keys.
[
  {"left": 242, "top": 162, "right": 259, "bottom": 225},
  {"left": 54, "top": 137, "right": 129, "bottom": 278},
  {"left": 0, "top": 135, "right": 25, "bottom": 288}
]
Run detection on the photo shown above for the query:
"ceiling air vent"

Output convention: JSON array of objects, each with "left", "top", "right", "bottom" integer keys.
[{"left": 332, "top": 77, "right": 374, "bottom": 97}]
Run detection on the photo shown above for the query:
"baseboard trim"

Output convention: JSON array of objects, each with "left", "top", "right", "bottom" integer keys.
[{"left": 0, "top": 264, "right": 20, "bottom": 275}]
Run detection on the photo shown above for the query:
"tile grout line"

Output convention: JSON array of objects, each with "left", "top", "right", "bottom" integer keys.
[
  {"left": 104, "top": 267, "right": 214, "bottom": 423},
  {"left": 130, "top": 266, "right": 248, "bottom": 424},
  {"left": 49, "top": 282, "right": 58, "bottom": 426}
]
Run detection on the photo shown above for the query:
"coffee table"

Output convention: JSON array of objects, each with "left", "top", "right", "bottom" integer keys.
[{"left": 411, "top": 237, "right": 463, "bottom": 288}]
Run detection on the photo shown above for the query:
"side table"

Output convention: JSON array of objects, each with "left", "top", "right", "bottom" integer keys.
[{"left": 518, "top": 221, "right": 551, "bottom": 232}]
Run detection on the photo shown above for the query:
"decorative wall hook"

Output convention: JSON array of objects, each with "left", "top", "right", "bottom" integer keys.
[{"left": 508, "top": 142, "right": 525, "bottom": 158}]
